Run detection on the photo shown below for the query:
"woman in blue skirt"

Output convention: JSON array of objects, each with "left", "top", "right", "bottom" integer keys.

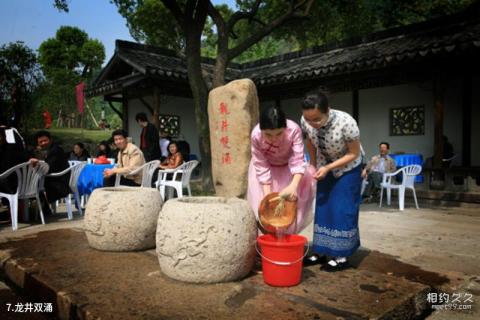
[{"left": 301, "top": 89, "right": 363, "bottom": 271}]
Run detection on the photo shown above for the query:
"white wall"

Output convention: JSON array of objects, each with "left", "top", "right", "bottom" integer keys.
[
  {"left": 278, "top": 98, "right": 302, "bottom": 122},
  {"left": 358, "top": 82, "right": 435, "bottom": 159},
  {"left": 124, "top": 78, "right": 478, "bottom": 165},
  {"left": 128, "top": 95, "right": 201, "bottom": 159},
  {"left": 258, "top": 98, "right": 302, "bottom": 123},
  {"left": 329, "top": 91, "right": 353, "bottom": 114},
  {"left": 260, "top": 93, "right": 352, "bottom": 125}
]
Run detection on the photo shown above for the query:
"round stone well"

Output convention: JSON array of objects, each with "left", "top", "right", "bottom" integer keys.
[
  {"left": 84, "top": 187, "right": 163, "bottom": 251},
  {"left": 156, "top": 196, "right": 257, "bottom": 283}
]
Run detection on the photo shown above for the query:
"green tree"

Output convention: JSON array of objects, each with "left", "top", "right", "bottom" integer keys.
[
  {"left": 39, "top": 26, "right": 105, "bottom": 78},
  {"left": 0, "top": 41, "right": 42, "bottom": 129},
  {"left": 269, "top": 0, "right": 475, "bottom": 49},
  {"left": 111, "top": 0, "right": 316, "bottom": 191},
  {"left": 53, "top": 0, "right": 474, "bottom": 192},
  {"left": 38, "top": 26, "right": 105, "bottom": 124},
  {"left": 115, "top": 0, "right": 185, "bottom": 51}
]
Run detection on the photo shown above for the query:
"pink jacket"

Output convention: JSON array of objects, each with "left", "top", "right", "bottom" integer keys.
[{"left": 251, "top": 119, "right": 306, "bottom": 185}]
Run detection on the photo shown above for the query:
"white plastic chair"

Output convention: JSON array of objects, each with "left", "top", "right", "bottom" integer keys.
[
  {"left": 379, "top": 164, "right": 422, "bottom": 211},
  {"left": 114, "top": 160, "right": 161, "bottom": 188},
  {"left": 69, "top": 160, "right": 89, "bottom": 212},
  {"left": 0, "top": 161, "right": 49, "bottom": 230},
  {"left": 156, "top": 160, "right": 199, "bottom": 200},
  {"left": 68, "top": 160, "right": 81, "bottom": 167},
  {"left": 49, "top": 161, "right": 87, "bottom": 219},
  {"left": 56, "top": 160, "right": 82, "bottom": 209}
]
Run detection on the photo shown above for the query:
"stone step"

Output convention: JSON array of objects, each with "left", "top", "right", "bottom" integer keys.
[{"left": 0, "top": 229, "right": 444, "bottom": 320}]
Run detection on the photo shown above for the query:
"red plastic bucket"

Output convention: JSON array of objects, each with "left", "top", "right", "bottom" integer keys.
[{"left": 257, "top": 234, "right": 307, "bottom": 287}]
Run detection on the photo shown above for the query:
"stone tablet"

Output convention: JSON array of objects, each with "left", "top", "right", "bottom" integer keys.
[
  {"left": 84, "top": 187, "right": 163, "bottom": 251},
  {"left": 208, "top": 79, "right": 259, "bottom": 197},
  {"left": 156, "top": 197, "right": 257, "bottom": 283}
]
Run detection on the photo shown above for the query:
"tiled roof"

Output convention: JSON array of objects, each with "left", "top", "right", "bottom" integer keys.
[
  {"left": 86, "top": 41, "right": 242, "bottom": 96},
  {"left": 87, "top": 4, "right": 480, "bottom": 96},
  {"left": 244, "top": 18, "right": 480, "bottom": 85}
]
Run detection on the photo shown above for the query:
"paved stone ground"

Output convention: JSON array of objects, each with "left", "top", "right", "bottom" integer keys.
[
  {"left": 359, "top": 202, "right": 480, "bottom": 320},
  {"left": 0, "top": 200, "right": 478, "bottom": 319},
  {"left": 301, "top": 200, "right": 480, "bottom": 320}
]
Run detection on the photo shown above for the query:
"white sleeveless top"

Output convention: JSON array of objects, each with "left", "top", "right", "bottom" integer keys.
[{"left": 301, "top": 109, "right": 363, "bottom": 178}]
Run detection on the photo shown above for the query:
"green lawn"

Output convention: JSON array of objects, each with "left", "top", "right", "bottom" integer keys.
[{"left": 48, "top": 128, "right": 112, "bottom": 144}]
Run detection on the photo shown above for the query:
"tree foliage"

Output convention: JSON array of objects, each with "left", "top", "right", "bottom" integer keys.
[
  {"left": 268, "top": 0, "right": 475, "bottom": 49},
  {"left": 52, "top": 0, "right": 475, "bottom": 192},
  {"left": 107, "top": 0, "right": 475, "bottom": 62},
  {"left": 37, "top": 26, "right": 105, "bottom": 122},
  {"left": 0, "top": 41, "right": 42, "bottom": 127},
  {"left": 114, "top": 0, "right": 185, "bottom": 52},
  {"left": 38, "top": 26, "right": 105, "bottom": 78}
]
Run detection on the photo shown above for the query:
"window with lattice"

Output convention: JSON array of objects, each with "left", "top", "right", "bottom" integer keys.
[
  {"left": 390, "top": 106, "right": 425, "bottom": 136},
  {"left": 158, "top": 114, "right": 180, "bottom": 138}
]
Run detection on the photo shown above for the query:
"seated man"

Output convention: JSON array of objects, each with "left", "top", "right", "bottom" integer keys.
[
  {"left": 103, "top": 129, "right": 145, "bottom": 186},
  {"left": 362, "top": 142, "right": 396, "bottom": 201},
  {"left": 30, "top": 130, "right": 70, "bottom": 215}
]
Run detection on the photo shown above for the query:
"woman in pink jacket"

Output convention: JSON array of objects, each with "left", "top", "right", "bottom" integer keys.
[{"left": 247, "top": 106, "right": 316, "bottom": 234}]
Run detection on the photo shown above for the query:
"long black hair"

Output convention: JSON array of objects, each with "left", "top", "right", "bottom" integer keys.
[
  {"left": 301, "top": 89, "right": 329, "bottom": 113},
  {"left": 97, "top": 140, "right": 112, "bottom": 157},
  {"left": 259, "top": 106, "right": 287, "bottom": 130}
]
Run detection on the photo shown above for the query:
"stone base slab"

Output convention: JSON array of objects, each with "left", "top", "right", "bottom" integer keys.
[{"left": 0, "top": 229, "right": 441, "bottom": 320}]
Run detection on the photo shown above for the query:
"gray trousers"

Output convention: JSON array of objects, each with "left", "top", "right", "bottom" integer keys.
[{"left": 363, "top": 171, "right": 383, "bottom": 197}]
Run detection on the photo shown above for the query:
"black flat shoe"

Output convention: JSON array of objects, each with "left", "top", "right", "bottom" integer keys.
[
  {"left": 303, "top": 254, "right": 326, "bottom": 266},
  {"left": 321, "top": 260, "right": 350, "bottom": 272}
]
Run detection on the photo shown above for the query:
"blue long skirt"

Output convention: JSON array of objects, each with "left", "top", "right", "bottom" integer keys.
[{"left": 313, "top": 165, "right": 362, "bottom": 257}]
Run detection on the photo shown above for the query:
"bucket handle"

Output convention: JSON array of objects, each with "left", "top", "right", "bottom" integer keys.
[{"left": 255, "top": 240, "right": 310, "bottom": 266}]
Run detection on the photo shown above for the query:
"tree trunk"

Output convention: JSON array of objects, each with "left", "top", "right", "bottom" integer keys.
[
  {"left": 212, "top": 31, "right": 228, "bottom": 88},
  {"left": 212, "top": 56, "right": 227, "bottom": 88},
  {"left": 185, "top": 28, "right": 214, "bottom": 192}
]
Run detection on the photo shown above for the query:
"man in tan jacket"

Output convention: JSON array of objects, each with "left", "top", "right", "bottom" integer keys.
[
  {"left": 103, "top": 129, "right": 145, "bottom": 186},
  {"left": 361, "top": 142, "right": 396, "bottom": 201}
]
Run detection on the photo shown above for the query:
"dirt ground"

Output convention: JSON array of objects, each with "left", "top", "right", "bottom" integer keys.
[
  {"left": 301, "top": 201, "right": 480, "bottom": 319},
  {"left": 0, "top": 200, "right": 479, "bottom": 319}
]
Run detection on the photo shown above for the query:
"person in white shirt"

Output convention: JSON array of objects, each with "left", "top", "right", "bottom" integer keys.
[{"left": 159, "top": 132, "right": 171, "bottom": 162}]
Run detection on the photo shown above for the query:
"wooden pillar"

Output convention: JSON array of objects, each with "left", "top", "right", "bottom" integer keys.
[
  {"left": 352, "top": 90, "right": 359, "bottom": 123},
  {"left": 122, "top": 92, "right": 129, "bottom": 131},
  {"left": 153, "top": 86, "right": 161, "bottom": 130},
  {"left": 433, "top": 75, "right": 445, "bottom": 169},
  {"left": 275, "top": 98, "right": 281, "bottom": 108},
  {"left": 462, "top": 74, "right": 472, "bottom": 166}
]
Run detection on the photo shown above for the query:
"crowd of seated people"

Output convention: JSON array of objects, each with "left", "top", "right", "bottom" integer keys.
[{"left": 0, "top": 117, "right": 193, "bottom": 224}]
